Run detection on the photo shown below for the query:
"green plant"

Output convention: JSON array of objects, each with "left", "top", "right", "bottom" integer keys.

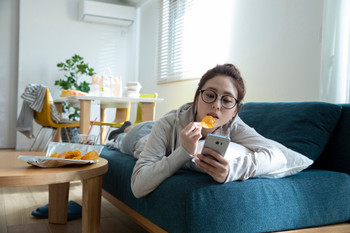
[
  {"left": 54, "top": 54, "right": 95, "bottom": 120},
  {"left": 55, "top": 54, "right": 95, "bottom": 92}
]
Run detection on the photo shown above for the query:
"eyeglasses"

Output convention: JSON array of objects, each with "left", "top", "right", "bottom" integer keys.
[{"left": 199, "top": 89, "right": 238, "bottom": 109}]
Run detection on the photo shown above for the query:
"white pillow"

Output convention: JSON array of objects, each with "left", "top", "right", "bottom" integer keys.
[
  {"left": 224, "top": 142, "right": 313, "bottom": 179},
  {"left": 255, "top": 146, "right": 313, "bottom": 179}
]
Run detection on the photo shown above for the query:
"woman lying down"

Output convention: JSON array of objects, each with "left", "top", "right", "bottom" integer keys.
[{"left": 107, "top": 64, "right": 312, "bottom": 198}]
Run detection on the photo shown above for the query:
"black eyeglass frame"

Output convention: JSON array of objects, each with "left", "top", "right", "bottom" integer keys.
[{"left": 199, "top": 89, "right": 239, "bottom": 109}]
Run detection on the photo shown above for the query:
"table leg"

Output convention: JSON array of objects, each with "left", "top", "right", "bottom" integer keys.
[
  {"left": 141, "top": 103, "right": 155, "bottom": 121},
  {"left": 100, "top": 108, "right": 107, "bottom": 144},
  {"left": 54, "top": 102, "right": 63, "bottom": 142},
  {"left": 82, "top": 176, "right": 102, "bottom": 233},
  {"left": 80, "top": 100, "right": 91, "bottom": 134},
  {"left": 48, "top": 182, "right": 69, "bottom": 224}
]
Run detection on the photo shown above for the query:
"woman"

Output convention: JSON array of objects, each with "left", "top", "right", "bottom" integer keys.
[{"left": 109, "top": 63, "right": 301, "bottom": 198}]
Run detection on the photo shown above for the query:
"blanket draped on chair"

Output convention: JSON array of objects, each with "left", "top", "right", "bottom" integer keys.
[{"left": 16, "top": 84, "right": 61, "bottom": 138}]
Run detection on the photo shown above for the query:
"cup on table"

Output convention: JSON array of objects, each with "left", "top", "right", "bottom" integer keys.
[{"left": 78, "top": 134, "right": 97, "bottom": 145}]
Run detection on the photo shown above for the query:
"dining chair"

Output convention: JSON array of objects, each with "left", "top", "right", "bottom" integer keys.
[
  {"left": 96, "top": 93, "right": 157, "bottom": 143},
  {"left": 95, "top": 102, "right": 131, "bottom": 144},
  {"left": 133, "top": 93, "right": 158, "bottom": 125},
  {"left": 30, "top": 88, "right": 80, "bottom": 151}
]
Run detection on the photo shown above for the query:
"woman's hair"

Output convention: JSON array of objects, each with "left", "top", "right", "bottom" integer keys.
[{"left": 193, "top": 63, "right": 246, "bottom": 110}]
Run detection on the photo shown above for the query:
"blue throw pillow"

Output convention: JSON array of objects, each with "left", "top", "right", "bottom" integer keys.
[{"left": 238, "top": 102, "right": 342, "bottom": 161}]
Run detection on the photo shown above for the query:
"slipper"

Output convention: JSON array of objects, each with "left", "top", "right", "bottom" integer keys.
[
  {"left": 31, "top": 200, "right": 82, "bottom": 220},
  {"left": 31, "top": 204, "right": 49, "bottom": 218}
]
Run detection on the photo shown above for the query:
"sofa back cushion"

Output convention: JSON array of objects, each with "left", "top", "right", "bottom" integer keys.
[
  {"left": 313, "top": 104, "right": 350, "bottom": 174},
  {"left": 238, "top": 102, "right": 342, "bottom": 161}
]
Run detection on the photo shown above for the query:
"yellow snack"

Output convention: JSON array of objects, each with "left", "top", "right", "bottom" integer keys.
[
  {"left": 73, "top": 150, "right": 82, "bottom": 157},
  {"left": 57, "top": 151, "right": 67, "bottom": 158},
  {"left": 60, "top": 89, "right": 88, "bottom": 97},
  {"left": 57, "top": 150, "right": 72, "bottom": 159},
  {"left": 50, "top": 150, "right": 98, "bottom": 160},
  {"left": 50, "top": 152, "right": 58, "bottom": 158},
  {"left": 81, "top": 151, "right": 99, "bottom": 160},
  {"left": 64, "top": 151, "right": 78, "bottom": 159},
  {"left": 66, "top": 150, "right": 82, "bottom": 160},
  {"left": 201, "top": 116, "right": 215, "bottom": 128}
]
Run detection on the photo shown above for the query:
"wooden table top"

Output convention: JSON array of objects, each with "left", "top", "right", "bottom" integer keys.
[{"left": 0, "top": 151, "right": 108, "bottom": 187}]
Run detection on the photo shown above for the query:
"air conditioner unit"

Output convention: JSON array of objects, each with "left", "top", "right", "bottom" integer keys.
[{"left": 79, "top": 0, "right": 136, "bottom": 27}]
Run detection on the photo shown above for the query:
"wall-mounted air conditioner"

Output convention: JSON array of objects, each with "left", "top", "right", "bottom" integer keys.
[{"left": 79, "top": 0, "right": 136, "bottom": 27}]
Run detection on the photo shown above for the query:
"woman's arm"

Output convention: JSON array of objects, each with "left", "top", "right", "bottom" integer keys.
[{"left": 131, "top": 119, "right": 194, "bottom": 198}]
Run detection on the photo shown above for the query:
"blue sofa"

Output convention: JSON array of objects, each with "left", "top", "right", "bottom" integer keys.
[{"left": 100, "top": 102, "right": 350, "bottom": 233}]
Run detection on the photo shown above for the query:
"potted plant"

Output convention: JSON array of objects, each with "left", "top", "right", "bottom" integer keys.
[{"left": 54, "top": 54, "right": 95, "bottom": 141}]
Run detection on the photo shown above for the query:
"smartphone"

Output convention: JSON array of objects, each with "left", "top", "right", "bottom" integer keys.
[{"left": 201, "top": 134, "right": 230, "bottom": 160}]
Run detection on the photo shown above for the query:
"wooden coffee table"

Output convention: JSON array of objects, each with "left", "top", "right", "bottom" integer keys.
[{"left": 0, "top": 151, "right": 108, "bottom": 233}]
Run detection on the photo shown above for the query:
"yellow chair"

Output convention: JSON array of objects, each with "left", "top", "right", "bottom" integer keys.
[
  {"left": 30, "top": 88, "right": 80, "bottom": 151},
  {"left": 96, "top": 93, "right": 157, "bottom": 143},
  {"left": 133, "top": 93, "right": 158, "bottom": 125},
  {"left": 94, "top": 103, "right": 131, "bottom": 144}
]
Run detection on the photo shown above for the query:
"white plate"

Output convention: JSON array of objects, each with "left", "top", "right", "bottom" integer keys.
[
  {"left": 18, "top": 142, "right": 104, "bottom": 168},
  {"left": 18, "top": 155, "right": 97, "bottom": 168}
]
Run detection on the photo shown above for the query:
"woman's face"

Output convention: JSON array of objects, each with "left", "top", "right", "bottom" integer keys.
[{"left": 196, "top": 75, "right": 239, "bottom": 132}]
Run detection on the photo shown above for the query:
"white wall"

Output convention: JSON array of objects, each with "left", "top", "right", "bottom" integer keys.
[
  {"left": 0, "top": 0, "right": 19, "bottom": 149},
  {"left": 0, "top": 0, "right": 326, "bottom": 149},
  {"left": 138, "top": 0, "right": 324, "bottom": 119},
  {"left": 229, "top": 0, "right": 323, "bottom": 102},
  {"left": 15, "top": 0, "right": 137, "bottom": 150}
]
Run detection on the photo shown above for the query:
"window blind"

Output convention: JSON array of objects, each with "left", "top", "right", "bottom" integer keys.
[
  {"left": 157, "top": 0, "right": 233, "bottom": 83},
  {"left": 158, "top": 0, "right": 195, "bottom": 83}
]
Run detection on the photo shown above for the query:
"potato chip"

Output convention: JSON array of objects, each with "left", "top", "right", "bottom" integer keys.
[
  {"left": 57, "top": 151, "right": 69, "bottom": 158},
  {"left": 81, "top": 151, "right": 99, "bottom": 160},
  {"left": 58, "top": 151, "right": 73, "bottom": 159},
  {"left": 201, "top": 116, "right": 215, "bottom": 128},
  {"left": 73, "top": 150, "right": 82, "bottom": 157},
  {"left": 50, "top": 150, "right": 98, "bottom": 161}
]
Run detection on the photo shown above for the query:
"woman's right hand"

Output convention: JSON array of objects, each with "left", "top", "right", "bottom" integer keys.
[{"left": 181, "top": 122, "right": 202, "bottom": 156}]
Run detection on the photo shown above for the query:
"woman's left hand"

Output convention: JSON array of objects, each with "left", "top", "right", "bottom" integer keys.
[{"left": 195, "top": 148, "right": 230, "bottom": 183}]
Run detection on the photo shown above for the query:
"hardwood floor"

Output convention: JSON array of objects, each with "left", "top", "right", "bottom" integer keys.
[{"left": 0, "top": 181, "right": 147, "bottom": 233}]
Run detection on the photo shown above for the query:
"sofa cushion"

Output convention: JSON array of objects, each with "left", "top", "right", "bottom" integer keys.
[
  {"left": 100, "top": 148, "right": 350, "bottom": 233},
  {"left": 313, "top": 104, "right": 350, "bottom": 175},
  {"left": 238, "top": 102, "right": 342, "bottom": 161},
  {"left": 185, "top": 169, "right": 350, "bottom": 233}
]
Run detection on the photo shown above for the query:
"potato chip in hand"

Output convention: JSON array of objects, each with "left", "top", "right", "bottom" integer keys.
[{"left": 201, "top": 116, "right": 215, "bottom": 128}]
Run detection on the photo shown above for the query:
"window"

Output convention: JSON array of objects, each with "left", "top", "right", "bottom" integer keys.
[
  {"left": 158, "top": 0, "right": 194, "bottom": 83},
  {"left": 320, "top": 0, "right": 350, "bottom": 102},
  {"left": 157, "top": 0, "right": 233, "bottom": 83}
]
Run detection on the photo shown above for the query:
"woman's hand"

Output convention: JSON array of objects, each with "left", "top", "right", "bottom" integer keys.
[
  {"left": 181, "top": 122, "right": 202, "bottom": 156},
  {"left": 195, "top": 148, "right": 230, "bottom": 183}
]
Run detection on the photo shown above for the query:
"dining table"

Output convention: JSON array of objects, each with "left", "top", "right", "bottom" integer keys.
[{"left": 54, "top": 95, "right": 164, "bottom": 143}]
